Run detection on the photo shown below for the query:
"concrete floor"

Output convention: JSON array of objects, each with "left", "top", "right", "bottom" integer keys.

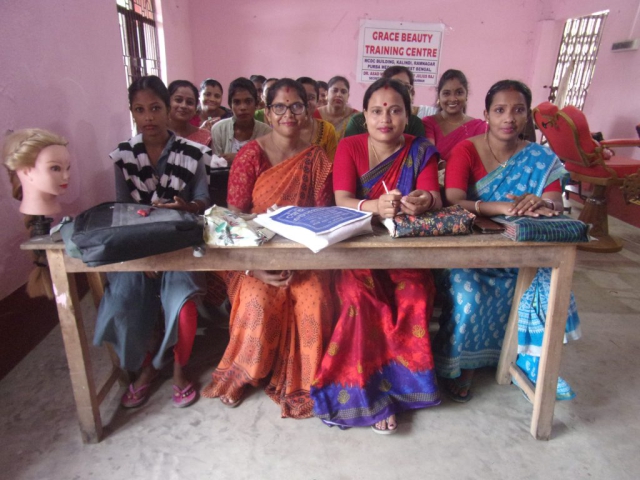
[{"left": 1, "top": 205, "right": 639, "bottom": 480}]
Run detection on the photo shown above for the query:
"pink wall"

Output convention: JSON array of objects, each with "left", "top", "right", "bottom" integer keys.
[
  {"left": 545, "top": 0, "right": 640, "bottom": 160},
  {"left": 188, "top": 0, "right": 639, "bottom": 158},
  {"left": 0, "top": 0, "right": 131, "bottom": 299},
  {"left": 156, "top": 0, "right": 196, "bottom": 83},
  {"left": 188, "top": 0, "right": 543, "bottom": 119}
]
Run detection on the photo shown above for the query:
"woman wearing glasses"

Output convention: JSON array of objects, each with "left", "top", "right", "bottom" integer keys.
[
  {"left": 311, "top": 77, "right": 441, "bottom": 434},
  {"left": 315, "top": 75, "right": 358, "bottom": 140},
  {"left": 202, "top": 79, "right": 334, "bottom": 419},
  {"left": 345, "top": 66, "right": 426, "bottom": 138}
]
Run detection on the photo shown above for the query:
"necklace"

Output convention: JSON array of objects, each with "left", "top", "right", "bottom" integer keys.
[
  {"left": 440, "top": 111, "right": 466, "bottom": 126},
  {"left": 369, "top": 136, "right": 404, "bottom": 166},
  {"left": 485, "top": 135, "right": 518, "bottom": 168},
  {"left": 269, "top": 133, "right": 304, "bottom": 163}
]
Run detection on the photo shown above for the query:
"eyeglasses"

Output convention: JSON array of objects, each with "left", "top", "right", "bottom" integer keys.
[{"left": 268, "top": 102, "right": 306, "bottom": 115}]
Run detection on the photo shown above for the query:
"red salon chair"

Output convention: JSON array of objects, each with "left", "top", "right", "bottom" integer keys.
[{"left": 533, "top": 102, "right": 640, "bottom": 253}]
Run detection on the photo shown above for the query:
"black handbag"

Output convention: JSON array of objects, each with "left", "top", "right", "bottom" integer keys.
[{"left": 70, "top": 202, "right": 204, "bottom": 266}]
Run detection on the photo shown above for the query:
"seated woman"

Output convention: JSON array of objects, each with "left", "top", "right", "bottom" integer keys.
[
  {"left": 296, "top": 76, "right": 338, "bottom": 161},
  {"left": 202, "top": 78, "right": 334, "bottom": 418},
  {"left": 317, "top": 81, "right": 328, "bottom": 108},
  {"left": 315, "top": 76, "right": 358, "bottom": 140},
  {"left": 211, "top": 77, "right": 271, "bottom": 165},
  {"left": 345, "top": 66, "right": 425, "bottom": 138},
  {"left": 311, "top": 77, "right": 442, "bottom": 435},
  {"left": 168, "top": 80, "right": 212, "bottom": 147},
  {"left": 254, "top": 78, "right": 278, "bottom": 124},
  {"left": 198, "top": 79, "right": 232, "bottom": 130},
  {"left": 433, "top": 79, "right": 581, "bottom": 403},
  {"left": 250, "top": 74, "right": 267, "bottom": 109},
  {"left": 422, "top": 70, "right": 487, "bottom": 167},
  {"left": 94, "top": 75, "right": 211, "bottom": 409}
]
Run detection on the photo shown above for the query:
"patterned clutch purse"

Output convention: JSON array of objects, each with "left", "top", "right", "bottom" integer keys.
[{"left": 382, "top": 205, "right": 476, "bottom": 238}]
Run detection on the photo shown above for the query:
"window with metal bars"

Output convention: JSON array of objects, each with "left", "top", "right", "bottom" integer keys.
[
  {"left": 116, "top": 0, "right": 161, "bottom": 86},
  {"left": 547, "top": 11, "right": 608, "bottom": 110}
]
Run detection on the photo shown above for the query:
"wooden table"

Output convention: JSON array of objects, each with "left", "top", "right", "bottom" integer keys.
[{"left": 22, "top": 231, "right": 578, "bottom": 443}]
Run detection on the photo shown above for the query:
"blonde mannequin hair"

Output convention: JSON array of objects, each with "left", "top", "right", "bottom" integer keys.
[
  {"left": 3, "top": 128, "right": 68, "bottom": 201},
  {"left": 3, "top": 128, "right": 69, "bottom": 299}
]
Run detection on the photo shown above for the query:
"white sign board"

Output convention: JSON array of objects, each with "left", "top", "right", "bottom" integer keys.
[{"left": 356, "top": 20, "right": 445, "bottom": 86}]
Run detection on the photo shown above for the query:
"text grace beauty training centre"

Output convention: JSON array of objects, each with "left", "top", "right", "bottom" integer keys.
[{"left": 356, "top": 20, "right": 445, "bottom": 86}]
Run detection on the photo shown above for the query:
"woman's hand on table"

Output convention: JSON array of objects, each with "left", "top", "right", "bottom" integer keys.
[
  {"left": 377, "top": 189, "right": 402, "bottom": 218},
  {"left": 250, "top": 270, "right": 294, "bottom": 288},
  {"left": 505, "top": 193, "right": 559, "bottom": 217},
  {"left": 153, "top": 196, "right": 201, "bottom": 214},
  {"left": 400, "top": 190, "right": 433, "bottom": 215}
]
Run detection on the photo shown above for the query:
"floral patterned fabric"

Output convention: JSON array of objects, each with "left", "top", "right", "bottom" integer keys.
[
  {"left": 387, "top": 204, "right": 475, "bottom": 237},
  {"left": 202, "top": 141, "right": 334, "bottom": 418}
]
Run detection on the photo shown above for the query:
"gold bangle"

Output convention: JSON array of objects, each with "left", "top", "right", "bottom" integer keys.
[{"left": 475, "top": 199, "right": 483, "bottom": 215}]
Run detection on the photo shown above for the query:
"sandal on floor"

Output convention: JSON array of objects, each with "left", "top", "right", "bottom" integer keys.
[
  {"left": 371, "top": 417, "right": 398, "bottom": 435},
  {"left": 443, "top": 377, "right": 473, "bottom": 403},
  {"left": 172, "top": 382, "right": 198, "bottom": 408},
  {"left": 121, "top": 382, "right": 153, "bottom": 408}
]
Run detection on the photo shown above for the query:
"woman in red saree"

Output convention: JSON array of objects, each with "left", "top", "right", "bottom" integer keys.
[
  {"left": 202, "top": 79, "right": 334, "bottom": 419},
  {"left": 311, "top": 78, "right": 442, "bottom": 434}
]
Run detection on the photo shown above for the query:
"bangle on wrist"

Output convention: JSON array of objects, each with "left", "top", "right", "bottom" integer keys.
[
  {"left": 357, "top": 199, "right": 366, "bottom": 211},
  {"left": 424, "top": 192, "right": 434, "bottom": 211},
  {"left": 245, "top": 270, "right": 253, "bottom": 277},
  {"left": 475, "top": 199, "right": 483, "bottom": 215},
  {"left": 189, "top": 201, "right": 199, "bottom": 214}
]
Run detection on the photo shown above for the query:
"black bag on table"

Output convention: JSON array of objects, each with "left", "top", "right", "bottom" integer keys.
[{"left": 70, "top": 202, "right": 204, "bottom": 267}]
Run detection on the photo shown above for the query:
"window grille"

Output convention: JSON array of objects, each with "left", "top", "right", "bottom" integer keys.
[
  {"left": 116, "top": 0, "right": 161, "bottom": 86},
  {"left": 548, "top": 11, "right": 608, "bottom": 110}
]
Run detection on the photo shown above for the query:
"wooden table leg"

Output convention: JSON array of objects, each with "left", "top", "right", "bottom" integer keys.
[
  {"left": 530, "top": 247, "right": 576, "bottom": 440},
  {"left": 46, "top": 250, "right": 102, "bottom": 444},
  {"left": 496, "top": 267, "right": 537, "bottom": 385}
]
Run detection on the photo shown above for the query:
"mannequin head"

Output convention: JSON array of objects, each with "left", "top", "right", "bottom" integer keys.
[{"left": 3, "top": 128, "right": 70, "bottom": 215}]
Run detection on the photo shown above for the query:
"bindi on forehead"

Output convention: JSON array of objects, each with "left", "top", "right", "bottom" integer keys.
[
  {"left": 383, "top": 102, "right": 387, "bottom": 106},
  {"left": 384, "top": 85, "right": 389, "bottom": 90}
]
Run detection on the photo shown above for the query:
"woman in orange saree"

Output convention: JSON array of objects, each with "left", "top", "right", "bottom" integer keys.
[{"left": 202, "top": 79, "right": 334, "bottom": 419}]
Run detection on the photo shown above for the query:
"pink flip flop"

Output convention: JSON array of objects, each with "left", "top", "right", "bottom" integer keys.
[
  {"left": 172, "top": 382, "right": 198, "bottom": 408},
  {"left": 121, "top": 382, "right": 153, "bottom": 408}
]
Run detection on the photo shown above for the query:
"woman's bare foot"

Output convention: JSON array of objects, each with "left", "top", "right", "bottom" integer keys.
[
  {"left": 173, "top": 362, "right": 190, "bottom": 390},
  {"left": 133, "top": 364, "right": 158, "bottom": 390},
  {"left": 372, "top": 415, "right": 397, "bottom": 434}
]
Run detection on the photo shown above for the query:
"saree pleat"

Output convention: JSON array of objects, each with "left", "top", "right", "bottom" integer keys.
[
  {"left": 202, "top": 143, "right": 334, "bottom": 418},
  {"left": 311, "top": 137, "right": 441, "bottom": 427}
]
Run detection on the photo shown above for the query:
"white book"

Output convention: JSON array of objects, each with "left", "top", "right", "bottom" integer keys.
[{"left": 254, "top": 206, "right": 373, "bottom": 252}]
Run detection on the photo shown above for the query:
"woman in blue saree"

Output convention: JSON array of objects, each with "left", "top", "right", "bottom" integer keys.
[
  {"left": 311, "top": 78, "right": 442, "bottom": 434},
  {"left": 434, "top": 80, "right": 580, "bottom": 402}
]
